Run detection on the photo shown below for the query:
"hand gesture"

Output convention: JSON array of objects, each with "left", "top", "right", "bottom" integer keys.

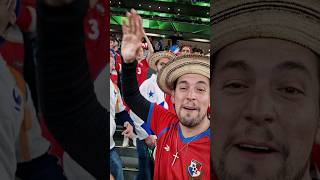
[
  {"left": 121, "top": 9, "right": 144, "bottom": 63},
  {"left": 144, "top": 135, "right": 157, "bottom": 148},
  {"left": 122, "top": 122, "right": 134, "bottom": 138}
]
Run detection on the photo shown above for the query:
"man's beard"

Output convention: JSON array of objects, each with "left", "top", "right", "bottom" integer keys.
[
  {"left": 177, "top": 108, "right": 206, "bottom": 128},
  {"left": 213, "top": 128, "right": 309, "bottom": 180},
  {"left": 214, "top": 158, "right": 309, "bottom": 180}
]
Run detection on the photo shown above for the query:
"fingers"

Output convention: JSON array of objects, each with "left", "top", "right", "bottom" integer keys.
[
  {"left": 128, "top": 11, "right": 134, "bottom": 34},
  {"left": 122, "top": 128, "right": 133, "bottom": 138},
  {"left": 123, "top": 9, "right": 145, "bottom": 39},
  {"left": 151, "top": 137, "right": 157, "bottom": 144},
  {"left": 123, "top": 121, "right": 130, "bottom": 127},
  {"left": 122, "top": 128, "right": 130, "bottom": 135},
  {"left": 137, "top": 14, "right": 145, "bottom": 39},
  {"left": 123, "top": 122, "right": 132, "bottom": 134},
  {"left": 122, "top": 129, "right": 129, "bottom": 135},
  {"left": 131, "top": 9, "right": 139, "bottom": 35},
  {"left": 130, "top": 9, "right": 144, "bottom": 39},
  {"left": 122, "top": 18, "right": 129, "bottom": 35}
]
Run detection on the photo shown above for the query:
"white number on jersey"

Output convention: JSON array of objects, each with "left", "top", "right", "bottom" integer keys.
[
  {"left": 88, "top": 19, "right": 99, "bottom": 40},
  {"left": 137, "top": 67, "right": 141, "bottom": 75}
]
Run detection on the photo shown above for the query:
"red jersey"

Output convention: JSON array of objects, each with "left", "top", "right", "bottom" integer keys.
[
  {"left": 136, "top": 59, "right": 148, "bottom": 86},
  {"left": 16, "top": 0, "right": 36, "bottom": 32},
  {"left": 164, "top": 94, "right": 175, "bottom": 114},
  {"left": 110, "top": 49, "right": 121, "bottom": 85},
  {"left": 148, "top": 104, "right": 210, "bottom": 180},
  {"left": 0, "top": 40, "right": 24, "bottom": 73},
  {"left": 110, "top": 68, "right": 118, "bottom": 85},
  {"left": 84, "top": 0, "right": 107, "bottom": 80},
  {"left": 16, "top": 7, "right": 34, "bottom": 32}
]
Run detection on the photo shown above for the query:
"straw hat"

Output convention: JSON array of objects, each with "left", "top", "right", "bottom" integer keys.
[
  {"left": 148, "top": 51, "right": 176, "bottom": 71},
  {"left": 157, "top": 54, "right": 210, "bottom": 95},
  {"left": 211, "top": 0, "right": 320, "bottom": 55}
]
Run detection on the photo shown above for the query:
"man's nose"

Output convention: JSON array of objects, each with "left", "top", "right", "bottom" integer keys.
[
  {"left": 186, "top": 89, "right": 196, "bottom": 100},
  {"left": 242, "top": 88, "right": 276, "bottom": 125}
]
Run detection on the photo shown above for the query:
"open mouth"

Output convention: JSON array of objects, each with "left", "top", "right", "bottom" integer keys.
[
  {"left": 184, "top": 106, "right": 196, "bottom": 110},
  {"left": 236, "top": 144, "right": 276, "bottom": 154},
  {"left": 183, "top": 107, "right": 198, "bottom": 112},
  {"left": 183, "top": 106, "right": 198, "bottom": 111}
]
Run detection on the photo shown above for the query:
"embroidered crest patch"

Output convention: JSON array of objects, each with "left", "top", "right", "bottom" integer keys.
[{"left": 187, "top": 159, "right": 202, "bottom": 178}]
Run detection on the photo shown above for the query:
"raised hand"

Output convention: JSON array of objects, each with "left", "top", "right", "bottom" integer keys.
[
  {"left": 121, "top": 9, "right": 144, "bottom": 63},
  {"left": 122, "top": 122, "right": 134, "bottom": 139}
]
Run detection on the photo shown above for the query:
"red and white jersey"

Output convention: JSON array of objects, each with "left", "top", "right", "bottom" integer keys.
[
  {"left": 110, "top": 50, "right": 121, "bottom": 85},
  {"left": 136, "top": 59, "right": 148, "bottom": 86},
  {"left": 0, "top": 39, "right": 24, "bottom": 74},
  {"left": 15, "top": 0, "right": 36, "bottom": 33},
  {"left": 84, "top": 0, "right": 107, "bottom": 80},
  {"left": 16, "top": 7, "right": 36, "bottom": 33},
  {"left": 123, "top": 58, "right": 149, "bottom": 111},
  {"left": 148, "top": 104, "right": 210, "bottom": 180}
]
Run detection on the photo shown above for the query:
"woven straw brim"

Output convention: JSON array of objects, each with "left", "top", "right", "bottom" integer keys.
[
  {"left": 157, "top": 55, "right": 210, "bottom": 95},
  {"left": 211, "top": 0, "right": 320, "bottom": 55},
  {"left": 148, "top": 51, "right": 176, "bottom": 71}
]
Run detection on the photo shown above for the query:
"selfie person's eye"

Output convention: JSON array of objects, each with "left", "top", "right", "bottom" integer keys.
[
  {"left": 278, "top": 86, "right": 304, "bottom": 96},
  {"left": 223, "top": 82, "right": 248, "bottom": 89},
  {"left": 196, "top": 88, "right": 206, "bottom": 93},
  {"left": 179, "top": 86, "right": 187, "bottom": 91}
]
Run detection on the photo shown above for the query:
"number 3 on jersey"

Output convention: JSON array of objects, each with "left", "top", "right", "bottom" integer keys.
[
  {"left": 137, "top": 67, "right": 141, "bottom": 75},
  {"left": 88, "top": 19, "right": 99, "bottom": 40}
]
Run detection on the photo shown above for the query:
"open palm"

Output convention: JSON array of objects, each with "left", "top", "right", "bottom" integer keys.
[{"left": 121, "top": 9, "right": 144, "bottom": 63}]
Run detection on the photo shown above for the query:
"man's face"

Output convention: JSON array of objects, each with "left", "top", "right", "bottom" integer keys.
[
  {"left": 136, "top": 47, "right": 144, "bottom": 61},
  {"left": 212, "top": 38, "right": 320, "bottom": 180},
  {"left": 155, "top": 57, "right": 170, "bottom": 73},
  {"left": 173, "top": 73, "right": 210, "bottom": 128},
  {"left": 181, "top": 46, "right": 192, "bottom": 55},
  {"left": 0, "top": 0, "right": 16, "bottom": 36},
  {"left": 110, "top": 40, "right": 115, "bottom": 49},
  {"left": 110, "top": 40, "right": 118, "bottom": 50}
]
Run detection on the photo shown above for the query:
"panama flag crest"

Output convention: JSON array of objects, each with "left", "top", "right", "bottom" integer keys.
[{"left": 187, "top": 159, "right": 202, "bottom": 179}]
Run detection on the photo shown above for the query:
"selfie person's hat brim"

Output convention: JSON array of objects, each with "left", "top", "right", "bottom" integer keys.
[{"left": 211, "top": 0, "right": 320, "bottom": 55}]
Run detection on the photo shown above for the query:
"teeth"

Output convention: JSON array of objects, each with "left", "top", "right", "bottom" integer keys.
[{"left": 239, "top": 144, "right": 270, "bottom": 151}]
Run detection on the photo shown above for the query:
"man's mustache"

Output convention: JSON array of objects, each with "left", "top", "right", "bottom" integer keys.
[{"left": 223, "top": 125, "right": 289, "bottom": 159}]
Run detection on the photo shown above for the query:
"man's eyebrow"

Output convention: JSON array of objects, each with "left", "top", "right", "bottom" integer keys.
[
  {"left": 220, "top": 60, "right": 251, "bottom": 72},
  {"left": 196, "top": 81, "right": 209, "bottom": 86},
  {"left": 177, "top": 80, "right": 209, "bottom": 86},
  {"left": 276, "top": 61, "right": 312, "bottom": 79},
  {"left": 177, "top": 80, "right": 188, "bottom": 85}
]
